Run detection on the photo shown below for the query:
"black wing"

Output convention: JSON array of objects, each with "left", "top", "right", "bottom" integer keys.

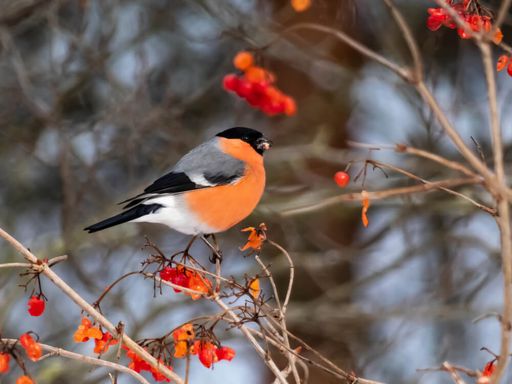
[
  {"left": 144, "top": 172, "right": 199, "bottom": 194},
  {"left": 120, "top": 171, "right": 202, "bottom": 208}
]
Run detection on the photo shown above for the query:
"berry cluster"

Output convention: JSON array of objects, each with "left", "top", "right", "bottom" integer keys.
[
  {"left": 74, "top": 317, "right": 118, "bottom": 354},
  {"left": 172, "top": 324, "right": 235, "bottom": 368},
  {"left": 223, "top": 51, "right": 297, "bottom": 117},
  {"left": 427, "top": 0, "right": 502, "bottom": 43},
  {"left": 160, "top": 265, "right": 212, "bottom": 300},
  {"left": 124, "top": 347, "right": 172, "bottom": 382},
  {"left": 0, "top": 333, "right": 40, "bottom": 383}
]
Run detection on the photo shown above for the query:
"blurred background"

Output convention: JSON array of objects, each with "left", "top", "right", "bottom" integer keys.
[{"left": 0, "top": 0, "right": 511, "bottom": 383}]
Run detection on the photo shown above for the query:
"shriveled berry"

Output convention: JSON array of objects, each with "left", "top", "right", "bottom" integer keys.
[
  {"left": 0, "top": 353, "right": 9, "bottom": 373},
  {"left": 497, "top": 55, "right": 509, "bottom": 72}
]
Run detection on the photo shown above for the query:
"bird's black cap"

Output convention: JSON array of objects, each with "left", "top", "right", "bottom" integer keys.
[{"left": 216, "top": 127, "right": 271, "bottom": 155}]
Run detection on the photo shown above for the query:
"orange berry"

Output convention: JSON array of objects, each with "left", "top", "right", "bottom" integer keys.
[
  {"left": 493, "top": 28, "right": 504, "bottom": 44},
  {"left": 16, "top": 376, "right": 34, "bottom": 384},
  {"left": 283, "top": 97, "right": 297, "bottom": 116},
  {"left": 233, "top": 51, "right": 254, "bottom": 71},
  {"left": 0, "top": 353, "right": 10, "bottom": 373},
  {"left": 245, "top": 66, "right": 268, "bottom": 83},
  {"left": 291, "top": 0, "right": 311, "bottom": 12}
]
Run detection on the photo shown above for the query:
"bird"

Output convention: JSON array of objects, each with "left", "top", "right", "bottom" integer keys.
[{"left": 84, "top": 127, "right": 271, "bottom": 236}]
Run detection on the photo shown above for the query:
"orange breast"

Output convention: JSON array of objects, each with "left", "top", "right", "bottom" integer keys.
[{"left": 185, "top": 138, "right": 266, "bottom": 232}]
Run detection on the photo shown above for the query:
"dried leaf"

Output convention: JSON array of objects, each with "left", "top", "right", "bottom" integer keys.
[
  {"left": 361, "top": 191, "right": 370, "bottom": 228},
  {"left": 249, "top": 278, "right": 260, "bottom": 299},
  {"left": 240, "top": 223, "right": 267, "bottom": 251}
]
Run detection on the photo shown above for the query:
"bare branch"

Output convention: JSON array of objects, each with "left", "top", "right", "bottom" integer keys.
[{"left": 1, "top": 338, "right": 150, "bottom": 384}]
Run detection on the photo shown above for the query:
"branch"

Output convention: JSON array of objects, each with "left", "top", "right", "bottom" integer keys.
[
  {"left": 281, "top": 177, "right": 482, "bottom": 217},
  {"left": 478, "top": 40, "right": 512, "bottom": 384},
  {"left": 0, "top": 227, "right": 184, "bottom": 384},
  {"left": 1, "top": 338, "right": 150, "bottom": 384}
]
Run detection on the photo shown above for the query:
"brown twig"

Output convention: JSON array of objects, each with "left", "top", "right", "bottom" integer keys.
[
  {"left": 285, "top": 23, "right": 411, "bottom": 81},
  {"left": 281, "top": 177, "right": 482, "bottom": 217}
]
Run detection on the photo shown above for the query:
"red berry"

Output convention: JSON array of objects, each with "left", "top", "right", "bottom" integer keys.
[
  {"left": 222, "top": 74, "right": 239, "bottom": 92},
  {"left": 160, "top": 267, "right": 175, "bottom": 281},
  {"left": 334, "top": 171, "right": 350, "bottom": 188},
  {"left": 497, "top": 55, "right": 509, "bottom": 72},
  {"left": 507, "top": 61, "right": 512, "bottom": 77},
  {"left": 216, "top": 346, "right": 236, "bottom": 361},
  {"left": 170, "top": 271, "right": 189, "bottom": 293},
  {"left": 27, "top": 296, "right": 45, "bottom": 317},
  {"left": 236, "top": 79, "right": 253, "bottom": 99},
  {"left": 246, "top": 92, "right": 263, "bottom": 107}
]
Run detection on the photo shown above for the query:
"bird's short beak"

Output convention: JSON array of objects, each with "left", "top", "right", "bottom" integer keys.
[{"left": 256, "top": 137, "right": 272, "bottom": 152}]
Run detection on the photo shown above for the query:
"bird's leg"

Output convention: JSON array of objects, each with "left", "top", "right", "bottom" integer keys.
[
  {"left": 202, "top": 234, "right": 223, "bottom": 293},
  {"left": 211, "top": 234, "right": 223, "bottom": 263},
  {"left": 183, "top": 235, "right": 198, "bottom": 256},
  {"left": 201, "top": 234, "right": 222, "bottom": 264}
]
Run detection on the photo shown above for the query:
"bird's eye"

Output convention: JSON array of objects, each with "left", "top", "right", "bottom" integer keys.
[{"left": 242, "top": 136, "right": 249, "bottom": 141}]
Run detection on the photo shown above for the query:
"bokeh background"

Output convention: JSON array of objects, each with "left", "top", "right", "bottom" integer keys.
[{"left": 1, "top": 0, "right": 511, "bottom": 383}]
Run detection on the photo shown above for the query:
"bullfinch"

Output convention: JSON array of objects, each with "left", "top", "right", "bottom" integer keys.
[{"left": 84, "top": 127, "right": 271, "bottom": 235}]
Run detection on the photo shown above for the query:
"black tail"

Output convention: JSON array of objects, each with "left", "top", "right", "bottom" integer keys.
[{"left": 84, "top": 204, "right": 163, "bottom": 233}]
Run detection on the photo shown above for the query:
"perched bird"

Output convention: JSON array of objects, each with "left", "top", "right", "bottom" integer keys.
[{"left": 84, "top": 127, "right": 271, "bottom": 235}]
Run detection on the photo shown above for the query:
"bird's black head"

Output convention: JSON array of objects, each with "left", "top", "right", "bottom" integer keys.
[{"left": 216, "top": 127, "right": 272, "bottom": 155}]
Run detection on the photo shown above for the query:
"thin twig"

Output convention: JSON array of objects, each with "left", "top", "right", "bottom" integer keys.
[
  {"left": 256, "top": 251, "right": 300, "bottom": 383},
  {"left": 212, "top": 295, "right": 288, "bottom": 384},
  {"left": 268, "top": 241, "right": 294, "bottom": 315},
  {"left": 281, "top": 177, "right": 482, "bottom": 217},
  {"left": 382, "top": 0, "right": 423, "bottom": 81},
  {"left": 113, "top": 322, "right": 125, "bottom": 384},
  {"left": 285, "top": 23, "right": 411, "bottom": 81},
  {"left": 493, "top": 0, "right": 512, "bottom": 31},
  {"left": 368, "top": 160, "right": 494, "bottom": 214},
  {"left": 442, "top": 362, "right": 468, "bottom": 384}
]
